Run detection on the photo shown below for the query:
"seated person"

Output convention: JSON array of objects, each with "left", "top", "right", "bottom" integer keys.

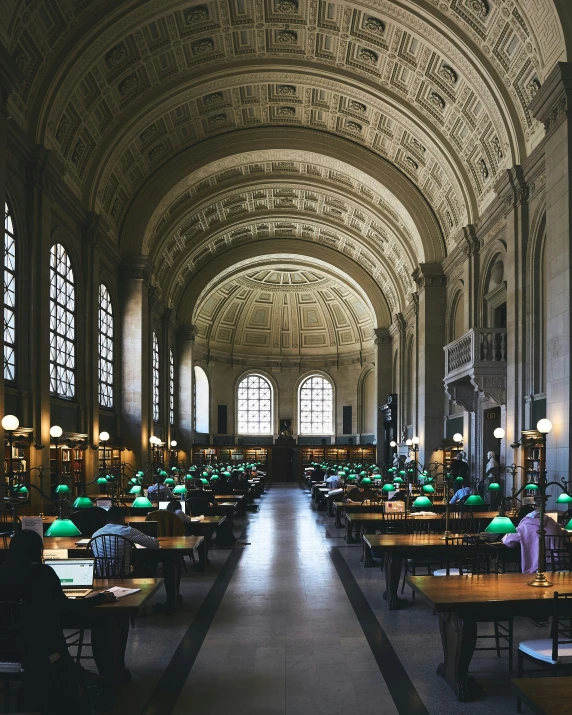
[
  {"left": 187, "top": 479, "right": 217, "bottom": 507},
  {"left": 325, "top": 470, "right": 343, "bottom": 491},
  {"left": 147, "top": 471, "right": 174, "bottom": 503},
  {"left": 91, "top": 506, "right": 160, "bottom": 574},
  {"left": 389, "top": 488, "right": 408, "bottom": 502},
  {"left": 502, "top": 509, "right": 566, "bottom": 573},
  {"left": 450, "top": 484, "right": 473, "bottom": 505},
  {"left": 166, "top": 499, "right": 193, "bottom": 524},
  {"left": 343, "top": 484, "right": 376, "bottom": 503},
  {"left": 0, "top": 530, "right": 112, "bottom": 713}
]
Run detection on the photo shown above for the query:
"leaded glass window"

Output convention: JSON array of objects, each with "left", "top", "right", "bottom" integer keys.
[
  {"left": 237, "top": 374, "right": 272, "bottom": 434},
  {"left": 169, "top": 348, "right": 175, "bottom": 425},
  {"left": 152, "top": 332, "right": 160, "bottom": 421},
  {"left": 98, "top": 284, "right": 113, "bottom": 408},
  {"left": 4, "top": 201, "right": 16, "bottom": 381},
  {"left": 49, "top": 244, "right": 75, "bottom": 398},
  {"left": 299, "top": 375, "right": 333, "bottom": 434}
]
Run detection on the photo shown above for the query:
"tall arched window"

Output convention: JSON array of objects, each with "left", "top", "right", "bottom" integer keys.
[
  {"left": 299, "top": 375, "right": 333, "bottom": 434},
  {"left": 237, "top": 374, "right": 272, "bottom": 434},
  {"left": 152, "top": 332, "right": 160, "bottom": 421},
  {"left": 4, "top": 201, "right": 16, "bottom": 381},
  {"left": 98, "top": 284, "right": 113, "bottom": 408},
  {"left": 169, "top": 348, "right": 175, "bottom": 425},
  {"left": 194, "top": 366, "right": 209, "bottom": 434},
  {"left": 50, "top": 244, "right": 75, "bottom": 398}
]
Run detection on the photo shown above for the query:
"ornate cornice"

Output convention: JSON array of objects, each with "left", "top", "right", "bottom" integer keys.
[{"left": 412, "top": 263, "right": 446, "bottom": 290}]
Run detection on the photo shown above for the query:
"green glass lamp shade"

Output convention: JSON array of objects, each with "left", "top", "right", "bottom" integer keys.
[
  {"left": 202, "top": 471, "right": 209, "bottom": 477},
  {"left": 131, "top": 496, "right": 153, "bottom": 508},
  {"left": 454, "top": 476, "right": 465, "bottom": 484},
  {"left": 488, "top": 482, "right": 501, "bottom": 492},
  {"left": 164, "top": 478, "right": 176, "bottom": 486},
  {"left": 422, "top": 484, "right": 435, "bottom": 494},
  {"left": 382, "top": 483, "right": 395, "bottom": 493},
  {"left": 556, "top": 493, "right": 572, "bottom": 504},
  {"left": 464, "top": 494, "right": 486, "bottom": 507},
  {"left": 173, "top": 485, "right": 187, "bottom": 496},
  {"left": 392, "top": 476, "right": 404, "bottom": 485},
  {"left": 73, "top": 496, "right": 94, "bottom": 509},
  {"left": 136, "top": 471, "right": 144, "bottom": 477},
  {"left": 361, "top": 477, "right": 372, "bottom": 485},
  {"left": 171, "top": 467, "right": 178, "bottom": 472},
  {"left": 129, "top": 485, "right": 142, "bottom": 495},
  {"left": 223, "top": 471, "right": 231, "bottom": 478},
  {"left": 412, "top": 496, "right": 433, "bottom": 508},
  {"left": 97, "top": 477, "right": 108, "bottom": 486},
  {"left": 565, "top": 518, "right": 572, "bottom": 531},
  {"left": 200, "top": 478, "right": 209, "bottom": 485},
  {"left": 186, "top": 473, "right": 195, "bottom": 480},
  {"left": 344, "top": 467, "right": 350, "bottom": 473},
  {"left": 424, "top": 476, "right": 434, "bottom": 484},
  {"left": 346, "top": 475, "right": 357, "bottom": 481},
  {"left": 387, "top": 467, "right": 396, "bottom": 474},
  {"left": 485, "top": 516, "right": 517, "bottom": 534},
  {"left": 45, "top": 518, "right": 81, "bottom": 537},
  {"left": 159, "top": 471, "right": 168, "bottom": 478},
  {"left": 360, "top": 471, "right": 367, "bottom": 477},
  {"left": 525, "top": 483, "right": 539, "bottom": 491},
  {"left": 399, "top": 470, "right": 406, "bottom": 476},
  {"left": 55, "top": 484, "right": 71, "bottom": 494},
  {"left": 210, "top": 475, "right": 220, "bottom": 482},
  {"left": 128, "top": 477, "right": 139, "bottom": 485},
  {"left": 13, "top": 485, "right": 28, "bottom": 494}
]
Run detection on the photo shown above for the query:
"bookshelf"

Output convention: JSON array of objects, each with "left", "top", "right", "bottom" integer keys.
[
  {"left": 520, "top": 429, "right": 543, "bottom": 485},
  {"left": 98, "top": 446, "right": 121, "bottom": 475}
]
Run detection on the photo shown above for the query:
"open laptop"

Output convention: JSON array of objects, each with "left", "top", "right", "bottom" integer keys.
[
  {"left": 48, "top": 558, "right": 95, "bottom": 598},
  {"left": 159, "top": 500, "right": 185, "bottom": 511}
]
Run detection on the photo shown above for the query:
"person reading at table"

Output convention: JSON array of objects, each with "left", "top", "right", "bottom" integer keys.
[
  {"left": 502, "top": 508, "right": 566, "bottom": 573},
  {"left": 147, "top": 472, "right": 174, "bottom": 502},
  {"left": 325, "top": 469, "right": 343, "bottom": 491},
  {"left": 343, "top": 484, "right": 376, "bottom": 503},
  {"left": 0, "top": 529, "right": 114, "bottom": 713},
  {"left": 450, "top": 484, "right": 473, "bottom": 505},
  {"left": 166, "top": 498, "right": 193, "bottom": 524}
]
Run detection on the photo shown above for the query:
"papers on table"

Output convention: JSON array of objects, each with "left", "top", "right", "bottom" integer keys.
[
  {"left": 43, "top": 549, "right": 69, "bottom": 560},
  {"left": 105, "top": 586, "right": 141, "bottom": 599},
  {"left": 190, "top": 515, "right": 205, "bottom": 522},
  {"left": 21, "top": 517, "right": 44, "bottom": 540},
  {"left": 75, "top": 539, "right": 90, "bottom": 546}
]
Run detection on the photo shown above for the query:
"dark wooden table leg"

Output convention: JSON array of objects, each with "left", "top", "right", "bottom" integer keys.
[
  {"left": 381, "top": 553, "right": 407, "bottom": 610},
  {"left": 334, "top": 505, "right": 343, "bottom": 529},
  {"left": 345, "top": 516, "right": 354, "bottom": 543},
  {"left": 361, "top": 534, "right": 375, "bottom": 567},
  {"left": 437, "top": 611, "right": 482, "bottom": 701}
]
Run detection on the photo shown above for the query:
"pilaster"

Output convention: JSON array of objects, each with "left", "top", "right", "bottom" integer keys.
[
  {"left": 529, "top": 62, "right": 572, "bottom": 487},
  {"left": 373, "top": 327, "right": 392, "bottom": 455},
  {"left": 178, "top": 326, "right": 197, "bottom": 458}
]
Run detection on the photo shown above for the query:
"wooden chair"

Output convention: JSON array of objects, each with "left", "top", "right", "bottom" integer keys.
[
  {"left": 433, "top": 537, "right": 513, "bottom": 670},
  {"left": 88, "top": 534, "right": 136, "bottom": 578},
  {"left": 546, "top": 534, "right": 572, "bottom": 572},
  {"left": 516, "top": 592, "right": 572, "bottom": 713},
  {"left": 145, "top": 510, "right": 185, "bottom": 537}
]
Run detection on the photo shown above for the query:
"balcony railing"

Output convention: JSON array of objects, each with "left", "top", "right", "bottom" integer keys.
[{"left": 444, "top": 328, "right": 507, "bottom": 375}]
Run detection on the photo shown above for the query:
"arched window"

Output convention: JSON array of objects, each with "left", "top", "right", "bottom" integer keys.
[
  {"left": 194, "top": 366, "right": 209, "bottom": 434},
  {"left": 98, "top": 284, "right": 113, "bottom": 408},
  {"left": 299, "top": 375, "right": 333, "bottom": 434},
  {"left": 237, "top": 374, "right": 272, "bottom": 435},
  {"left": 50, "top": 244, "right": 75, "bottom": 398},
  {"left": 4, "top": 201, "right": 16, "bottom": 381},
  {"left": 152, "top": 332, "right": 160, "bottom": 421},
  {"left": 169, "top": 348, "right": 175, "bottom": 425}
]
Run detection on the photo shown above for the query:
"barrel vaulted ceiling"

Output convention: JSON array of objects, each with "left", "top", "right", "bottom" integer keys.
[{"left": 2, "top": 0, "right": 568, "bottom": 322}]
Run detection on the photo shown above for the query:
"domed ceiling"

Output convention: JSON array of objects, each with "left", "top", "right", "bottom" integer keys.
[{"left": 193, "top": 266, "right": 375, "bottom": 361}]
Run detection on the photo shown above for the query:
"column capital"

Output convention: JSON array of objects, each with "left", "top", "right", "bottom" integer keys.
[
  {"left": 180, "top": 324, "right": 198, "bottom": 342},
  {"left": 412, "top": 263, "right": 446, "bottom": 290},
  {"left": 390, "top": 313, "right": 406, "bottom": 337},
  {"left": 462, "top": 224, "right": 481, "bottom": 257},
  {"left": 529, "top": 62, "right": 572, "bottom": 138},
  {"left": 495, "top": 165, "right": 529, "bottom": 212},
  {"left": 121, "top": 256, "right": 151, "bottom": 283},
  {"left": 374, "top": 327, "right": 391, "bottom": 346}
]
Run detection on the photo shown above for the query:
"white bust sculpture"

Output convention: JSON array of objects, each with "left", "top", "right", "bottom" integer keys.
[{"left": 485, "top": 450, "right": 500, "bottom": 479}]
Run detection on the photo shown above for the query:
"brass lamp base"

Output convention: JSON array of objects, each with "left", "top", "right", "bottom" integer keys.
[
  {"left": 440, "top": 532, "right": 451, "bottom": 541},
  {"left": 528, "top": 572, "right": 553, "bottom": 588}
]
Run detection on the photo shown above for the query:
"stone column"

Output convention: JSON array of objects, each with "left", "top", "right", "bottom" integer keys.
[
  {"left": 529, "top": 63, "right": 572, "bottom": 488},
  {"left": 178, "top": 327, "right": 197, "bottom": 461},
  {"left": 413, "top": 264, "right": 447, "bottom": 465},
  {"left": 373, "top": 328, "right": 392, "bottom": 460},
  {"left": 120, "top": 258, "right": 151, "bottom": 470},
  {"left": 390, "top": 313, "right": 406, "bottom": 437}
]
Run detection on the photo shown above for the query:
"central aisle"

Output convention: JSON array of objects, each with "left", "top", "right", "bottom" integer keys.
[{"left": 173, "top": 484, "right": 399, "bottom": 715}]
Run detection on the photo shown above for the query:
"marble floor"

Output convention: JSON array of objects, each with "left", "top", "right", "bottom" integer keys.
[{"left": 102, "top": 484, "right": 543, "bottom": 715}]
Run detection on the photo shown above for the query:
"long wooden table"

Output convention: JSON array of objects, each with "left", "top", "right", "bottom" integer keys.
[
  {"left": 511, "top": 676, "right": 572, "bottom": 715},
  {"left": 362, "top": 533, "right": 505, "bottom": 610},
  {"left": 347, "top": 511, "right": 505, "bottom": 544},
  {"left": 333, "top": 502, "right": 385, "bottom": 528},
  {"left": 406, "top": 573, "right": 572, "bottom": 702}
]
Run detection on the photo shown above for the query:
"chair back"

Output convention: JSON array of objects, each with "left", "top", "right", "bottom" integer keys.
[
  {"left": 0, "top": 601, "right": 23, "bottom": 670},
  {"left": 88, "top": 534, "right": 136, "bottom": 578},
  {"left": 443, "top": 513, "right": 475, "bottom": 534},
  {"left": 545, "top": 534, "right": 572, "bottom": 572},
  {"left": 70, "top": 507, "right": 108, "bottom": 537},
  {"left": 145, "top": 510, "right": 185, "bottom": 537},
  {"left": 380, "top": 512, "right": 405, "bottom": 534},
  {"left": 442, "top": 536, "right": 490, "bottom": 574},
  {"left": 552, "top": 591, "right": 572, "bottom": 663},
  {"left": 135, "top": 520, "right": 158, "bottom": 537},
  {"left": 186, "top": 498, "right": 212, "bottom": 517}
]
